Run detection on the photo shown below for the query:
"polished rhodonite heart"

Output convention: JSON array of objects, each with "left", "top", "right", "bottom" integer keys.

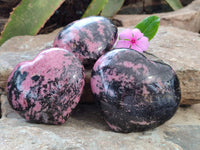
[
  {"left": 91, "top": 48, "right": 181, "bottom": 132},
  {"left": 7, "top": 48, "right": 85, "bottom": 124}
]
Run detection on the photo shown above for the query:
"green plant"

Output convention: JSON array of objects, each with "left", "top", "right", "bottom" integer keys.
[
  {"left": 165, "top": 0, "right": 183, "bottom": 10},
  {"left": 0, "top": 0, "right": 124, "bottom": 46},
  {"left": 115, "top": 16, "right": 160, "bottom": 52},
  {"left": 135, "top": 15, "right": 160, "bottom": 41},
  {"left": 0, "top": 0, "right": 65, "bottom": 45},
  {"left": 0, "top": 0, "right": 183, "bottom": 46},
  {"left": 82, "top": 0, "right": 125, "bottom": 18}
]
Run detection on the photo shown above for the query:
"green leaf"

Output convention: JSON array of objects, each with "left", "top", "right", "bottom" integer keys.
[
  {"left": 101, "top": 0, "right": 125, "bottom": 18},
  {"left": 82, "top": 0, "right": 108, "bottom": 18},
  {"left": 0, "top": 0, "right": 65, "bottom": 45},
  {"left": 165, "top": 0, "right": 183, "bottom": 10},
  {"left": 135, "top": 16, "right": 160, "bottom": 41}
]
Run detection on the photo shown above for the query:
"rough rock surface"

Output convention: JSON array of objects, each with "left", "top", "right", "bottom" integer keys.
[
  {"left": 114, "top": 0, "right": 200, "bottom": 33},
  {"left": 0, "top": 26, "right": 199, "bottom": 105},
  {"left": 0, "top": 94, "right": 200, "bottom": 149}
]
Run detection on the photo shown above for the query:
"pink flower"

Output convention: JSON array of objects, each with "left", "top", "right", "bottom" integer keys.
[{"left": 115, "top": 28, "right": 149, "bottom": 53}]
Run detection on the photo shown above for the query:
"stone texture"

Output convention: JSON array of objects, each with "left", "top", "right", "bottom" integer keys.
[
  {"left": 164, "top": 125, "right": 200, "bottom": 150},
  {"left": 114, "top": 0, "right": 200, "bottom": 33},
  {"left": 1, "top": 26, "right": 199, "bottom": 105},
  {"left": 145, "top": 27, "right": 200, "bottom": 105},
  {"left": 53, "top": 16, "right": 118, "bottom": 69},
  {"left": 0, "top": 126, "right": 69, "bottom": 150},
  {"left": 6, "top": 48, "right": 85, "bottom": 125},
  {"left": 0, "top": 94, "right": 200, "bottom": 149},
  {"left": 0, "top": 3, "right": 200, "bottom": 149},
  {"left": 91, "top": 48, "right": 181, "bottom": 132}
]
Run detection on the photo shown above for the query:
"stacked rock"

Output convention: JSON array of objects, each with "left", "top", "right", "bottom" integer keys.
[{"left": 7, "top": 16, "right": 181, "bottom": 132}]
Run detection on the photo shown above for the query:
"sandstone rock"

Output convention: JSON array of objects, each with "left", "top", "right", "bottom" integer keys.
[
  {"left": 0, "top": 26, "right": 200, "bottom": 105},
  {"left": 0, "top": 126, "right": 70, "bottom": 150},
  {"left": 164, "top": 125, "right": 200, "bottom": 150},
  {"left": 0, "top": 94, "right": 200, "bottom": 149},
  {"left": 114, "top": 0, "right": 200, "bottom": 33}
]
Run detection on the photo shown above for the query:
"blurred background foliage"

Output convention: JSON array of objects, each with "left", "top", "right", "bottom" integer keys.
[{"left": 0, "top": 0, "right": 193, "bottom": 45}]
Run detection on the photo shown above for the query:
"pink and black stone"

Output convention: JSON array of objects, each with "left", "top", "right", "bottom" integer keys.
[
  {"left": 7, "top": 48, "right": 85, "bottom": 125},
  {"left": 53, "top": 16, "right": 118, "bottom": 69},
  {"left": 91, "top": 48, "right": 181, "bottom": 133}
]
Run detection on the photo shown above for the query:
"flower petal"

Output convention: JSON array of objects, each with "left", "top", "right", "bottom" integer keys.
[
  {"left": 130, "top": 44, "right": 143, "bottom": 53},
  {"left": 136, "top": 36, "right": 149, "bottom": 51},
  {"left": 119, "top": 29, "right": 133, "bottom": 40},
  {"left": 115, "top": 40, "right": 131, "bottom": 49},
  {"left": 132, "top": 28, "right": 144, "bottom": 40}
]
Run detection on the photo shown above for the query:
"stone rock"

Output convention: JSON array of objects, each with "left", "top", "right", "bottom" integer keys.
[
  {"left": 164, "top": 125, "right": 200, "bottom": 150},
  {"left": 0, "top": 94, "right": 200, "bottom": 149},
  {"left": 53, "top": 16, "right": 118, "bottom": 69},
  {"left": 0, "top": 4, "right": 200, "bottom": 149},
  {"left": 0, "top": 126, "right": 70, "bottom": 150},
  {"left": 91, "top": 48, "right": 181, "bottom": 132},
  {"left": 0, "top": 26, "right": 200, "bottom": 105},
  {"left": 6, "top": 48, "right": 85, "bottom": 125},
  {"left": 114, "top": 0, "right": 200, "bottom": 33}
]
